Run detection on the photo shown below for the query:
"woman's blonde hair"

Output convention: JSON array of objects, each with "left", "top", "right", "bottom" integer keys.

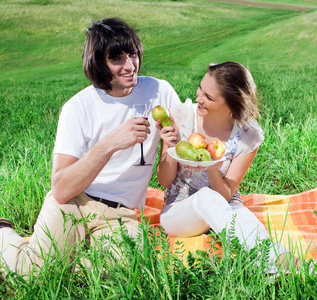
[{"left": 207, "top": 62, "right": 260, "bottom": 125}]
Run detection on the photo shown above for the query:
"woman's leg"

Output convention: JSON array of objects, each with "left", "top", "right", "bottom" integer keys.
[
  {"left": 160, "top": 188, "right": 212, "bottom": 237},
  {"left": 160, "top": 187, "right": 286, "bottom": 265}
]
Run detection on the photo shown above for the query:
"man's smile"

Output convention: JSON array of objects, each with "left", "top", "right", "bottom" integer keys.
[{"left": 121, "top": 71, "right": 134, "bottom": 77}]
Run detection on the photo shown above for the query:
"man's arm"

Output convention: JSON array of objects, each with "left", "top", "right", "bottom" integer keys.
[{"left": 51, "top": 117, "right": 150, "bottom": 204}]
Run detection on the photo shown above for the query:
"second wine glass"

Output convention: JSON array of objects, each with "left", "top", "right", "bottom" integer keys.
[{"left": 133, "top": 104, "right": 151, "bottom": 166}]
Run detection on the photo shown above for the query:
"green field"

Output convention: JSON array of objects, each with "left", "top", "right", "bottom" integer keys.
[
  {"left": 0, "top": 0, "right": 317, "bottom": 298},
  {"left": 239, "top": 0, "right": 317, "bottom": 8}
]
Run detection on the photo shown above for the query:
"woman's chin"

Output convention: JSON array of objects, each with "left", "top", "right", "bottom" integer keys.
[{"left": 197, "top": 107, "right": 208, "bottom": 117}]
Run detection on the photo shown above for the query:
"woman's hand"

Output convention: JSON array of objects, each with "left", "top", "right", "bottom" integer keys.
[
  {"left": 180, "top": 164, "right": 206, "bottom": 172},
  {"left": 156, "top": 113, "right": 180, "bottom": 188},
  {"left": 206, "top": 161, "right": 223, "bottom": 170},
  {"left": 180, "top": 160, "right": 223, "bottom": 172},
  {"left": 156, "top": 114, "right": 180, "bottom": 148}
]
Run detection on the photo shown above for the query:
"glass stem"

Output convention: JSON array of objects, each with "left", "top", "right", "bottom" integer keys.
[{"left": 140, "top": 143, "right": 145, "bottom": 165}]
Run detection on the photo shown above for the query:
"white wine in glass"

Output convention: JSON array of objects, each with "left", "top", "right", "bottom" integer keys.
[{"left": 133, "top": 104, "right": 151, "bottom": 166}]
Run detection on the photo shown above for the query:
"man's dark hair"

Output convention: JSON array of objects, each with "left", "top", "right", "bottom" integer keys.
[{"left": 83, "top": 18, "right": 143, "bottom": 93}]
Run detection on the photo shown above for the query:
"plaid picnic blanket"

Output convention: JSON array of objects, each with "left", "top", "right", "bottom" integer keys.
[{"left": 135, "top": 187, "right": 317, "bottom": 260}]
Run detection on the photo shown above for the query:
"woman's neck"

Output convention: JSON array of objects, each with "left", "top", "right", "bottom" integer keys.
[{"left": 197, "top": 113, "right": 235, "bottom": 143}]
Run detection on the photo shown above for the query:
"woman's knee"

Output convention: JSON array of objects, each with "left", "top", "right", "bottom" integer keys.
[
  {"left": 193, "top": 187, "right": 228, "bottom": 209},
  {"left": 190, "top": 188, "right": 230, "bottom": 225}
]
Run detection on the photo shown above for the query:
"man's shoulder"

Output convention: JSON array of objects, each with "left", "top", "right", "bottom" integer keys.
[
  {"left": 66, "top": 85, "right": 97, "bottom": 104},
  {"left": 72, "top": 85, "right": 96, "bottom": 99},
  {"left": 138, "top": 76, "right": 170, "bottom": 86},
  {"left": 137, "top": 76, "right": 174, "bottom": 92},
  {"left": 60, "top": 85, "right": 98, "bottom": 113}
]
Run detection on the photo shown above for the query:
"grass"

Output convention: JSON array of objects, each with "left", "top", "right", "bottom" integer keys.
[
  {"left": 2, "top": 215, "right": 317, "bottom": 299},
  {"left": 237, "top": 0, "right": 317, "bottom": 8},
  {"left": 0, "top": 0, "right": 317, "bottom": 298}
]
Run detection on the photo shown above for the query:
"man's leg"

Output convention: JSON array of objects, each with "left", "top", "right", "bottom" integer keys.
[
  {"left": 0, "top": 191, "right": 86, "bottom": 278},
  {"left": 74, "top": 194, "right": 141, "bottom": 268}
]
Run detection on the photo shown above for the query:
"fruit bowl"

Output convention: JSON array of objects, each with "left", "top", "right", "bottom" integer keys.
[{"left": 167, "top": 147, "right": 225, "bottom": 167}]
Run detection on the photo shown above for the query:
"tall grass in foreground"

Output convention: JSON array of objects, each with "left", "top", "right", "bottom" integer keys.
[{"left": 1, "top": 216, "right": 316, "bottom": 299}]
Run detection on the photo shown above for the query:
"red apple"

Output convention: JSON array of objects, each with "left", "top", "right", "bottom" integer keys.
[
  {"left": 188, "top": 132, "right": 207, "bottom": 149},
  {"left": 207, "top": 140, "right": 225, "bottom": 160}
]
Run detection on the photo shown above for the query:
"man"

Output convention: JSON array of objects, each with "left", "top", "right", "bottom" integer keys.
[{"left": 0, "top": 17, "right": 180, "bottom": 277}]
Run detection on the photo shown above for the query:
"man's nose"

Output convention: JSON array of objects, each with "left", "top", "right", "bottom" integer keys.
[{"left": 124, "top": 56, "right": 134, "bottom": 70}]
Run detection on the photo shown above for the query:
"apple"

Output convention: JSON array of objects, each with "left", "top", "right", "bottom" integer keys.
[
  {"left": 207, "top": 140, "right": 225, "bottom": 160},
  {"left": 188, "top": 133, "right": 207, "bottom": 149}
]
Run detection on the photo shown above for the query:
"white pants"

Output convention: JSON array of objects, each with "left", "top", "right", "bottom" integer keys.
[{"left": 160, "top": 187, "right": 286, "bottom": 266}]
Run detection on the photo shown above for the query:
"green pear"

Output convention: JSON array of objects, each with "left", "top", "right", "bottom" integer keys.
[
  {"left": 152, "top": 105, "right": 173, "bottom": 127},
  {"left": 196, "top": 148, "right": 212, "bottom": 161},
  {"left": 175, "top": 141, "right": 200, "bottom": 161}
]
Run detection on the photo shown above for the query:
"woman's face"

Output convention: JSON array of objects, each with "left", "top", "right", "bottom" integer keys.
[{"left": 195, "top": 73, "right": 231, "bottom": 118}]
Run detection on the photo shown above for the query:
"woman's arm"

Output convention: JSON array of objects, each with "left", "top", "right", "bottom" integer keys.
[
  {"left": 206, "top": 147, "right": 259, "bottom": 201},
  {"left": 156, "top": 122, "right": 180, "bottom": 188},
  {"left": 156, "top": 139, "right": 178, "bottom": 188}
]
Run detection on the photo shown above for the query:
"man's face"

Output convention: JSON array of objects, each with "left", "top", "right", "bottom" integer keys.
[{"left": 106, "top": 51, "right": 139, "bottom": 97}]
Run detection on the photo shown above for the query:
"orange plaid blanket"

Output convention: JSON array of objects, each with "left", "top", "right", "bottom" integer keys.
[{"left": 135, "top": 187, "right": 317, "bottom": 260}]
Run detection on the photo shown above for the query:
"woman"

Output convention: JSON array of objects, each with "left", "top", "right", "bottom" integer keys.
[{"left": 156, "top": 61, "right": 293, "bottom": 272}]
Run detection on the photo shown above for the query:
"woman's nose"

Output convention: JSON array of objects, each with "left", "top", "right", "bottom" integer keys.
[{"left": 196, "top": 93, "right": 203, "bottom": 104}]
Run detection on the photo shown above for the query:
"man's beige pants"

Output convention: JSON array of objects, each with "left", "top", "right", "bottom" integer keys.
[{"left": 0, "top": 191, "right": 139, "bottom": 277}]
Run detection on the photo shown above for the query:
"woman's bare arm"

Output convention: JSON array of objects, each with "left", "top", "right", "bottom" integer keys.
[{"left": 206, "top": 147, "right": 259, "bottom": 201}]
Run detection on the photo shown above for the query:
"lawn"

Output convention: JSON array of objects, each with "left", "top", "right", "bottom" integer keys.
[{"left": 0, "top": 0, "right": 316, "bottom": 298}]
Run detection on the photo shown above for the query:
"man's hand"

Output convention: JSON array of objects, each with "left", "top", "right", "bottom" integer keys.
[
  {"left": 51, "top": 117, "right": 150, "bottom": 204},
  {"left": 106, "top": 117, "right": 151, "bottom": 151}
]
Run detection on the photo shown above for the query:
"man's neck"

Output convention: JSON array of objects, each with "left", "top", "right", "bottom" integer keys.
[{"left": 108, "top": 87, "right": 134, "bottom": 97}]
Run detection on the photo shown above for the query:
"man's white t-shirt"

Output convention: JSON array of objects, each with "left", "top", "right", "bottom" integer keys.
[{"left": 53, "top": 76, "right": 181, "bottom": 209}]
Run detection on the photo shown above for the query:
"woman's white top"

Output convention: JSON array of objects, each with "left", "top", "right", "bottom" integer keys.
[{"left": 165, "top": 102, "right": 264, "bottom": 205}]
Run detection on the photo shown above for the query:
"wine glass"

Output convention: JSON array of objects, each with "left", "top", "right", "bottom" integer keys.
[{"left": 133, "top": 104, "right": 151, "bottom": 166}]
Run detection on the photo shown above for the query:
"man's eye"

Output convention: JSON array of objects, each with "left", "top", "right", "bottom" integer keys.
[{"left": 129, "top": 53, "right": 137, "bottom": 58}]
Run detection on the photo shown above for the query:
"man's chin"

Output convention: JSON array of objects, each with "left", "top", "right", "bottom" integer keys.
[{"left": 125, "top": 79, "right": 138, "bottom": 88}]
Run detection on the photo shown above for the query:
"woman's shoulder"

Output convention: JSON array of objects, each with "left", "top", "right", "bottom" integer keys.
[
  {"left": 239, "top": 119, "right": 264, "bottom": 139},
  {"left": 229, "top": 119, "right": 264, "bottom": 156}
]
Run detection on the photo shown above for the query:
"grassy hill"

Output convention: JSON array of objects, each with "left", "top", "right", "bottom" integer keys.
[
  {"left": 1, "top": 0, "right": 316, "bottom": 225},
  {"left": 0, "top": 1, "right": 316, "bottom": 297}
]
